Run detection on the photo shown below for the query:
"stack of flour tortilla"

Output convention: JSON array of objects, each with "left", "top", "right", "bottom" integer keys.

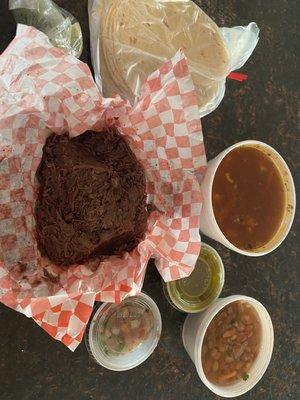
[{"left": 99, "top": 0, "right": 229, "bottom": 109}]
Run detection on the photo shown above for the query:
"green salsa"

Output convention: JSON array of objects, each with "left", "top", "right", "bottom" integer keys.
[{"left": 164, "top": 243, "right": 224, "bottom": 312}]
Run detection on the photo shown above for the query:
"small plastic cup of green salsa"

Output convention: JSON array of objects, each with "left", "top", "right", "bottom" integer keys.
[
  {"left": 86, "top": 292, "right": 162, "bottom": 371},
  {"left": 163, "top": 243, "right": 224, "bottom": 313}
]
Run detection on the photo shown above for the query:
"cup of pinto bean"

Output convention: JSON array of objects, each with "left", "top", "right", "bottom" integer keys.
[{"left": 182, "top": 295, "right": 274, "bottom": 397}]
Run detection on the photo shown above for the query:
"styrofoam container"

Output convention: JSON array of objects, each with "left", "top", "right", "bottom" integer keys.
[
  {"left": 86, "top": 292, "right": 162, "bottom": 371},
  {"left": 182, "top": 295, "right": 274, "bottom": 398},
  {"left": 200, "top": 140, "right": 296, "bottom": 256}
]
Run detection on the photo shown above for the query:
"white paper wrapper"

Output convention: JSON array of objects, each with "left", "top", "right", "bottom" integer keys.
[{"left": 0, "top": 26, "right": 206, "bottom": 350}]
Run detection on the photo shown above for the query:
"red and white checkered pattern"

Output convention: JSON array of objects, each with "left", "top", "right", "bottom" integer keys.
[{"left": 0, "top": 26, "right": 206, "bottom": 350}]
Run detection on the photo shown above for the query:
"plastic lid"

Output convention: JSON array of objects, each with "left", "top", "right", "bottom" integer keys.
[
  {"left": 86, "top": 292, "right": 162, "bottom": 371},
  {"left": 164, "top": 243, "right": 224, "bottom": 313}
]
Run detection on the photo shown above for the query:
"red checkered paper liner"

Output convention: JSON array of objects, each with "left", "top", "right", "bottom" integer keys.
[{"left": 0, "top": 25, "right": 206, "bottom": 350}]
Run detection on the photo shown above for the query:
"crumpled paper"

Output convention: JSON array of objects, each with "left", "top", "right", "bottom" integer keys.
[{"left": 0, "top": 25, "right": 206, "bottom": 350}]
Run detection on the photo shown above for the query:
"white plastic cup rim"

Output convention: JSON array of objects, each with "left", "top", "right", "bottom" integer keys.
[
  {"left": 182, "top": 295, "right": 274, "bottom": 398},
  {"left": 87, "top": 292, "right": 162, "bottom": 371},
  {"left": 200, "top": 140, "right": 296, "bottom": 256}
]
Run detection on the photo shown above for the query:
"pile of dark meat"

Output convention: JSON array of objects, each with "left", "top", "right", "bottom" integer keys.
[{"left": 35, "top": 130, "right": 148, "bottom": 266}]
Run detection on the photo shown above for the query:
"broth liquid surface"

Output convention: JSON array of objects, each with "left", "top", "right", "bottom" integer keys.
[{"left": 212, "top": 146, "right": 286, "bottom": 250}]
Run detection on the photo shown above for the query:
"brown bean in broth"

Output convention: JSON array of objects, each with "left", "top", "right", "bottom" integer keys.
[{"left": 202, "top": 301, "right": 261, "bottom": 385}]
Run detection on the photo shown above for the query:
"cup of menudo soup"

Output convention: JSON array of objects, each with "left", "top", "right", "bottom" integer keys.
[
  {"left": 200, "top": 140, "right": 295, "bottom": 256},
  {"left": 182, "top": 295, "right": 274, "bottom": 398}
]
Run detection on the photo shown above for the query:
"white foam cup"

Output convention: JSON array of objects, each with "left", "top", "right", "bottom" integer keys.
[
  {"left": 182, "top": 295, "right": 274, "bottom": 398},
  {"left": 200, "top": 140, "right": 296, "bottom": 256}
]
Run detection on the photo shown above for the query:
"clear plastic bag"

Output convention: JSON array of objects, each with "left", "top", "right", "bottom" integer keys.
[
  {"left": 9, "top": 0, "right": 83, "bottom": 58},
  {"left": 88, "top": 0, "right": 259, "bottom": 117}
]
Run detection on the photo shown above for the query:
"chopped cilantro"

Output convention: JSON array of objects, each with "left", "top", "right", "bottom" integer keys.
[{"left": 242, "top": 373, "right": 249, "bottom": 381}]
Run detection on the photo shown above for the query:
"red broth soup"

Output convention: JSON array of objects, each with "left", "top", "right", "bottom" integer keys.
[{"left": 212, "top": 146, "right": 286, "bottom": 251}]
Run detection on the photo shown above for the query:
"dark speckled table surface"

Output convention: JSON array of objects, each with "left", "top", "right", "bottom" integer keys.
[{"left": 0, "top": 1, "right": 299, "bottom": 399}]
